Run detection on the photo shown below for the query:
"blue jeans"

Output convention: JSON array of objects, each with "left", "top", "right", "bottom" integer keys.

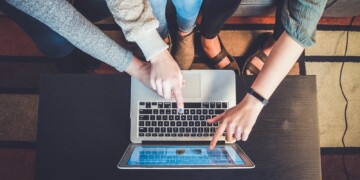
[{"left": 149, "top": 0, "right": 203, "bottom": 38}]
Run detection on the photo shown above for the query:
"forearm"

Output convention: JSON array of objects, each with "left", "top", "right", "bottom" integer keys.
[
  {"left": 6, "top": 0, "right": 133, "bottom": 72},
  {"left": 251, "top": 32, "right": 304, "bottom": 99}
]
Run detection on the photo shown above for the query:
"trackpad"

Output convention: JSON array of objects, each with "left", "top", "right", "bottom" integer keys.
[{"left": 182, "top": 73, "right": 201, "bottom": 98}]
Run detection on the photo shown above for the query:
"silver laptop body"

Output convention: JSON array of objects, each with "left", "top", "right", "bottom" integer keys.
[{"left": 130, "top": 70, "right": 236, "bottom": 143}]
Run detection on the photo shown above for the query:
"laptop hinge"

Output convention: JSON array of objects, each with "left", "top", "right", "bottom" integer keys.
[{"left": 142, "top": 141, "right": 225, "bottom": 145}]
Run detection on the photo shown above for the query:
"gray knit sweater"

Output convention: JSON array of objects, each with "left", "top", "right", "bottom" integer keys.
[{"left": 6, "top": 0, "right": 168, "bottom": 72}]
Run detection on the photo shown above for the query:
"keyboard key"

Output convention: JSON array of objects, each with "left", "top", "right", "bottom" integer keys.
[
  {"left": 201, "top": 121, "right": 206, "bottom": 126},
  {"left": 203, "top": 133, "right": 209, "bottom": 137},
  {"left": 184, "top": 103, "right": 202, "bottom": 108},
  {"left": 166, "top": 109, "right": 171, "bottom": 114},
  {"left": 146, "top": 133, "right": 151, "bottom": 137},
  {"left": 180, "top": 127, "right": 185, "bottom": 132},
  {"left": 146, "top": 102, "right": 151, "bottom": 108},
  {"left": 216, "top": 102, "right": 222, "bottom": 108},
  {"left": 139, "top": 115, "right": 149, "bottom": 120},
  {"left": 171, "top": 133, "right": 177, "bottom": 137},
  {"left": 165, "top": 133, "right": 171, "bottom": 137},
  {"left": 145, "top": 121, "right": 151, "bottom": 126},
  {"left": 152, "top": 102, "right": 157, "bottom": 106},
  {"left": 202, "top": 102, "right": 209, "bottom": 108},
  {"left": 139, "top": 121, "right": 144, "bottom": 126},
  {"left": 176, "top": 122, "right": 182, "bottom": 126},
  {"left": 149, "top": 127, "right": 154, "bottom": 132},
  {"left": 215, "top": 109, "right": 225, "bottom": 114},
  {"left": 140, "top": 102, "right": 145, "bottom": 106},
  {"left": 153, "top": 109, "right": 159, "bottom": 114},
  {"left": 162, "top": 115, "right": 168, "bottom": 120},
  {"left": 164, "top": 102, "right": 171, "bottom": 108},
  {"left": 184, "top": 109, "right": 189, "bottom": 114},
  {"left": 164, "top": 121, "right": 169, "bottom": 126},
  {"left": 198, "top": 127, "right": 203, "bottom": 133},
  {"left": 186, "top": 127, "right": 191, "bottom": 132},
  {"left": 169, "top": 115, "right": 174, "bottom": 120},
  {"left": 173, "top": 127, "right": 179, "bottom": 133},
  {"left": 189, "top": 122, "right": 194, "bottom": 126},
  {"left": 172, "top": 109, "right": 177, "bottom": 114},
  {"left": 178, "top": 133, "right": 183, "bottom": 137},
  {"left": 156, "top": 115, "right": 161, "bottom": 120},
  {"left": 187, "top": 115, "right": 192, "bottom": 120},
  {"left": 202, "top": 109, "right": 208, "bottom": 114},
  {"left": 210, "top": 127, "right": 216, "bottom": 132},
  {"left": 170, "top": 122, "right": 175, "bottom": 126},
  {"left": 196, "top": 110, "right": 202, "bottom": 114},
  {"left": 152, "top": 133, "right": 157, "bottom": 137},
  {"left": 181, "top": 115, "right": 186, "bottom": 120},
  {"left": 207, "top": 122, "right": 212, "bottom": 126},
  {"left": 151, "top": 121, "right": 157, "bottom": 126},
  {"left": 159, "top": 133, "right": 164, "bottom": 137},
  {"left": 209, "top": 109, "right": 214, "bottom": 114},
  {"left": 155, "top": 127, "right": 160, "bottom": 132},
  {"left": 172, "top": 103, "right": 177, "bottom": 108},
  {"left": 190, "top": 110, "right": 196, "bottom": 114},
  {"left": 139, "top": 109, "right": 152, "bottom": 114},
  {"left": 175, "top": 115, "right": 180, "bottom": 120},
  {"left": 161, "top": 127, "right": 166, "bottom": 132},
  {"left": 192, "top": 127, "right": 197, "bottom": 132},
  {"left": 150, "top": 115, "right": 155, "bottom": 120},
  {"left": 197, "top": 134, "right": 202, "bottom": 137},
  {"left": 210, "top": 102, "right": 216, "bottom": 108},
  {"left": 191, "top": 133, "right": 197, "bottom": 137},
  {"left": 193, "top": 116, "right": 198, "bottom": 120},
  {"left": 183, "top": 121, "right": 188, "bottom": 126},
  {"left": 200, "top": 116, "right": 205, "bottom": 120},
  {"left": 195, "top": 122, "right": 200, "bottom": 126},
  {"left": 222, "top": 102, "right": 227, "bottom": 108},
  {"left": 204, "top": 127, "right": 210, "bottom": 132},
  {"left": 158, "top": 102, "right": 163, "bottom": 108},
  {"left": 167, "top": 127, "right": 172, "bottom": 133},
  {"left": 184, "top": 134, "right": 190, "bottom": 137},
  {"left": 160, "top": 109, "right": 165, "bottom": 114},
  {"left": 139, "top": 133, "right": 144, "bottom": 136},
  {"left": 206, "top": 115, "right": 211, "bottom": 120},
  {"left": 158, "top": 121, "right": 163, "bottom": 126},
  {"left": 139, "top": 127, "right": 147, "bottom": 132}
]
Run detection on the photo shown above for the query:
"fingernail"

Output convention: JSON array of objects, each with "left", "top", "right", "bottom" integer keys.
[{"left": 178, "top": 108, "right": 184, "bottom": 114}]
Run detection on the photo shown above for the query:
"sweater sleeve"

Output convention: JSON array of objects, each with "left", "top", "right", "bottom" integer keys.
[
  {"left": 5, "top": 0, "right": 133, "bottom": 72},
  {"left": 106, "top": 0, "right": 168, "bottom": 61}
]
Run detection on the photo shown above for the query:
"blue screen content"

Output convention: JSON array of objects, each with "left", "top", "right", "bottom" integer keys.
[{"left": 128, "top": 145, "right": 244, "bottom": 166}]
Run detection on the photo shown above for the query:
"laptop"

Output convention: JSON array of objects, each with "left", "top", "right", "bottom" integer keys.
[{"left": 118, "top": 70, "right": 255, "bottom": 169}]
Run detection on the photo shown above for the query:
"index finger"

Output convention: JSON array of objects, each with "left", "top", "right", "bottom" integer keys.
[
  {"left": 210, "top": 122, "right": 226, "bottom": 150},
  {"left": 172, "top": 85, "right": 184, "bottom": 113}
]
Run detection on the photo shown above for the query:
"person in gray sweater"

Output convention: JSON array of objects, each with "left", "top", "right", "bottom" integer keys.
[{"left": 3, "top": 0, "right": 185, "bottom": 112}]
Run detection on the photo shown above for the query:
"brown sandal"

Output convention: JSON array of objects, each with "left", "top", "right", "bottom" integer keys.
[
  {"left": 243, "top": 33, "right": 274, "bottom": 75},
  {"left": 206, "top": 35, "right": 241, "bottom": 75}
]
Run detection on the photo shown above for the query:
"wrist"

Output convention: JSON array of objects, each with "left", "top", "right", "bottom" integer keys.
[
  {"left": 247, "top": 88, "right": 269, "bottom": 106},
  {"left": 125, "top": 56, "right": 147, "bottom": 78},
  {"left": 243, "top": 93, "right": 265, "bottom": 110}
]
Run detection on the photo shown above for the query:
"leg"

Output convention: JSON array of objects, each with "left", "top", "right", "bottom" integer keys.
[
  {"left": 73, "top": 0, "right": 112, "bottom": 22},
  {"left": 200, "top": 0, "right": 241, "bottom": 71},
  {"left": 171, "top": 0, "right": 203, "bottom": 70},
  {"left": 149, "top": 0, "right": 169, "bottom": 39},
  {"left": 243, "top": 0, "right": 284, "bottom": 75},
  {"left": 0, "top": 1, "right": 75, "bottom": 58}
]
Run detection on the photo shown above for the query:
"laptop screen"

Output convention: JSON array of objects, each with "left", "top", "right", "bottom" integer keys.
[{"left": 127, "top": 145, "right": 244, "bottom": 166}]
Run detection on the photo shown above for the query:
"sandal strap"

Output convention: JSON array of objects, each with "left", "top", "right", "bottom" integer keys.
[
  {"left": 224, "top": 61, "right": 241, "bottom": 75},
  {"left": 208, "top": 47, "right": 229, "bottom": 66},
  {"left": 246, "top": 63, "right": 260, "bottom": 75},
  {"left": 255, "top": 50, "right": 267, "bottom": 63}
]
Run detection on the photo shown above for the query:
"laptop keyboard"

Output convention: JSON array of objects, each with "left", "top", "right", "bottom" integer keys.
[{"left": 138, "top": 102, "right": 227, "bottom": 137}]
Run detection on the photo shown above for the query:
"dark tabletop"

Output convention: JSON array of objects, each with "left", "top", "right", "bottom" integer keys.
[{"left": 37, "top": 74, "right": 320, "bottom": 180}]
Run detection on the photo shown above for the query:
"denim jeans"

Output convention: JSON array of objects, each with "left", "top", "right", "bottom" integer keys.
[{"left": 149, "top": 0, "right": 203, "bottom": 38}]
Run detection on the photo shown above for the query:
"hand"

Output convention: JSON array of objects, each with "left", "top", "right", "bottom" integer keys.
[
  {"left": 124, "top": 56, "right": 153, "bottom": 90},
  {"left": 208, "top": 94, "right": 264, "bottom": 149},
  {"left": 150, "top": 50, "right": 184, "bottom": 112}
]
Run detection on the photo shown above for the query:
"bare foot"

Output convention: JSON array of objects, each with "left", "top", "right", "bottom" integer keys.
[
  {"left": 246, "top": 35, "right": 275, "bottom": 75},
  {"left": 201, "top": 35, "right": 230, "bottom": 69}
]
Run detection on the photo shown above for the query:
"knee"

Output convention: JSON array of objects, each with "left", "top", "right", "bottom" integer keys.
[
  {"left": 173, "top": 0, "right": 202, "bottom": 19},
  {"left": 36, "top": 35, "right": 75, "bottom": 58}
]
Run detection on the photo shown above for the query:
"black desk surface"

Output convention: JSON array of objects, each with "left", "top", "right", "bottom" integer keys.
[{"left": 37, "top": 74, "right": 320, "bottom": 180}]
